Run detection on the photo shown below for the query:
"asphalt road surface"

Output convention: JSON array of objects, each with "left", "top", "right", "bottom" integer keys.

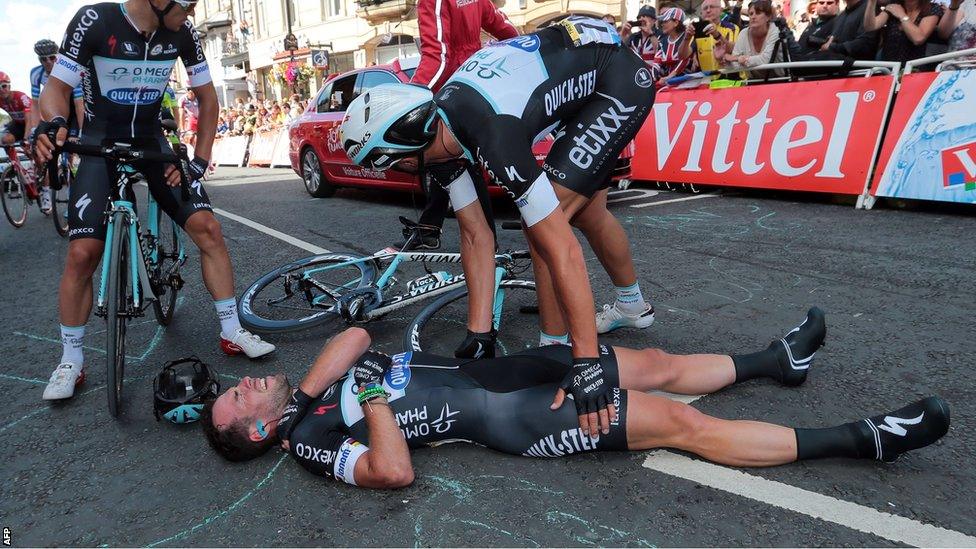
[{"left": 1, "top": 168, "right": 973, "bottom": 547}]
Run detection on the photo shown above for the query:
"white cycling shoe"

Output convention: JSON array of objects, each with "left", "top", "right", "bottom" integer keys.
[
  {"left": 42, "top": 362, "right": 86, "bottom": 400},
  {"left": 220, "top": 328, "right": 276, "bottom": 359},
  {"left": 596, "top": 302, "right": 656, "bottom": 334},
  {"left": 39, "top": 187, "right": 53, "bottom": 214}
]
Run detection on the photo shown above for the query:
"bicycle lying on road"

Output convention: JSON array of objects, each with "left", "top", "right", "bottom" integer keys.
[
  {"left": 48, "top": 140, "right": 189, "bottom": 417},
  {"left": 239, "top": 218, "right": 540, "bottom": 355}
]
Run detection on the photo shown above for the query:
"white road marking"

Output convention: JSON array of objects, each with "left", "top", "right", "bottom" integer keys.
[
  {"left": 212, "top": 208, "right": 330, "bottom": 254},
  {"left": 643, "top": 451, "right": 976, "bottom": 547},
  {"left": 628, "top": 192, "right": 720, "bottom": 208},
  {"left": 206, "top": 174, "right": 299, "bottom": 187},
  {"left": 607, "top": 188, "right": 662, "bottom": 205}
]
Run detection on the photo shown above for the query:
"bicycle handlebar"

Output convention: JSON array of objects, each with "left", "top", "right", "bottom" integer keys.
[{"left": 47, "top": 141, "right": 191, "bottom": 201}]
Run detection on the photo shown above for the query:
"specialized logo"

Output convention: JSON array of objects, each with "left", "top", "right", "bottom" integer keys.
[
  {"left": 500, "top": 35, "right": 541, "bottom": 52},
  {"left": 107, "top": 35, "right": 117, "bottom": 56},
  {"left": 504, "top": 165, "right": 527, "bottom": 183},
  {"left": 941, "top": 140, "right": 976, "bottom": 191},
  {"left": 294, "top": 442, "right": 337, "bottom": 465},
  {"left": 191, "top": 179, "right": 203, "bottom": 196},
  {"left": 313, "top": 404, "right": 338, "bottom": 415},
  {"left": 876, "top": 412, "right": 924, "bottom": 437},
  {"left": 523, "top": 428, "right": 600, "bottom": 457},
  {"left": 75, "top": 193, "right": 92, "bottom": 220},
  {"left": 569, "top": 92, "right": 637, "bottom": 170},
  {"left": 385, "top": 352, "right": 412, "bottom": 390},
  {"left": 544, "top": 70, "right": 597, "bottom": 116},
  {"left": 635, "top": 67, "right": 653, "bottom": 88}
]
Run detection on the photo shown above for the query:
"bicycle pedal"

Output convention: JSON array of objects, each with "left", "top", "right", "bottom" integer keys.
[{"left": 168, "top": 274, "right": 184, "bottom": 291}]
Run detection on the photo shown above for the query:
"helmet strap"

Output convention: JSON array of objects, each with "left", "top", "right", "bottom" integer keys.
[{"left": 149, "top": 0, "right": 177, "bottom": 28}]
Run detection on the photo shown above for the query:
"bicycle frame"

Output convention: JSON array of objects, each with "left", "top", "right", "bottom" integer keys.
[{"left": 302, "top": 248, "right": 521, "bottom": 325}]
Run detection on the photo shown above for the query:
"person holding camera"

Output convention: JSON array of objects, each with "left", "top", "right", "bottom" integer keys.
[
  {"left": 693, "top": 0, "right": 741, "bottom": 73},
  {"left": 798, "top": 0, "right": 840, "bottom": 54},
  {"left": 628, "top": 5, "right": 664, "bottom": 67},
  {"left": 864, "top": 0, "right": 944, "bottom": 63}
]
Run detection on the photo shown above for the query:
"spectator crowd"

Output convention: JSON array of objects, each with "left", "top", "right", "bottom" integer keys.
[
  {"left": 601, "top": 0, "right": 975, "bottom": 88},
  {"left": 201, "top": 94, "right": 309, "bottom": 138}
]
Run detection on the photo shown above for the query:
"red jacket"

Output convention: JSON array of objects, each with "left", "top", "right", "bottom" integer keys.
[{"left": 412, "top": 0, "right": 519, "bottom": 92}]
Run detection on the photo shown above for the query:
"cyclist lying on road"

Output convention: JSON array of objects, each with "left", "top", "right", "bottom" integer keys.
[{"left": 202, "top": 308, "right": 950, "bottom": 488}]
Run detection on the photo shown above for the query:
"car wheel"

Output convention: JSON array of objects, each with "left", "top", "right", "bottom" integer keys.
[{"left": 302, "top": 148, "right": 335, "bottom": 198}]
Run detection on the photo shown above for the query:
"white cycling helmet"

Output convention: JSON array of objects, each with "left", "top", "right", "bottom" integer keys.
[{"left": 340, "top": 83, "right": 439, "bottom": 170}]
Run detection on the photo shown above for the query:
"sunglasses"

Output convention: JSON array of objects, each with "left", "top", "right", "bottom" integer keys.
[
  {"left": 817, "top": 1, "right": 836, "bottom": 4},
  {"left": 172, "top": 0, "right": 198, "bottom": 8},
  {"left": 0, "top": 83, "right": 10, "bottom": 89},
  {"left": 39, "top": 55, "right": 57, "bottom": 62}
]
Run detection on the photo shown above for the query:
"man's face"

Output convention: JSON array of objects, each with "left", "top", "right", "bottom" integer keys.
[
  {"left": 158, "top": 0, "right": 195, "bottom": 32},
  {"left": 816, "top": 0, "right": 839, "bottom": 16},
  {"left": 210, "top": 374, "right": 290, "bottom": 433},
  {"left": 40, "top": 55, "right": 58, "bottom": 75},
  {"left": 186, "top": 90, "right": 196, "bottom": 101},
  {"left": 0, "top": 82, "right": 10, "bottom": 99},
  {"left": 701, "top": 0, "right": 723, "bottom": 21}
]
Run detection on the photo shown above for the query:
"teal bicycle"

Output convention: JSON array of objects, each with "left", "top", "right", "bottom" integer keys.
[{"left": 52, "top": 140, "right": 189, "bottom": 417}]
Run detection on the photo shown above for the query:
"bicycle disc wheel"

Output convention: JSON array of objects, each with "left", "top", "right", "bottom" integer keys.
[
  {"left": 152, "top": 216, "right": 182, "bottom": 326},
  {"left": 105, "top": 215, "right": 129, "bottom": 418},
  {"left": 239, "top": 254, "right": 377, "bottom": 334},
  {"left": 404, "top": 279, "right": 539, "bottom": 356},
  {"left": 1, "top": 165, "right": 28, "bottom": 228},
  {"left": 52, "top": 160, "right": 71, "bottom": 237}
]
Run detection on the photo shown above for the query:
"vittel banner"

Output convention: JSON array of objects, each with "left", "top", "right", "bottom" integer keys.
[
  {"left": 870, "top": 70, "right": 976, "bottom": 205},
  {"left": 632, "top": 76, "right": 896, "bottom": 195}
]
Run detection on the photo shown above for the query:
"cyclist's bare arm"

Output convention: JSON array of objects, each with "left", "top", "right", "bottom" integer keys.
[
  {"left": 73, "top": 96, "right": 85, "bottom": 133},
  {"left": 192, "top": 83, "right": 218, "bottom": 162},
  {"left": 35, "top": 77, "right": 73, "bottom": 161},
  {"left": 352, "top": 396, "right": 415, "bottom": 489}
]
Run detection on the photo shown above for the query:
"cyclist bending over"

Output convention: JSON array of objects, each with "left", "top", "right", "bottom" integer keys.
[
  {"left": 341, "top": 17, "right": 658, "bottom": 436},
  {"left": 201, "top": 307, "right": 949, "bottom": 488},
  {"left": 34, "top": 0, "right": 275, "bottom": 402}
]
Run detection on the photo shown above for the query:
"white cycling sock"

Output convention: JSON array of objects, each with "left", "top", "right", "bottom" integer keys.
[
  {"left": 614, "top": 282, "right": 647, "bottom": 315},
  {"left": 539, "top": 332, "right": 570, "bottom": 346},
  {"left": 60, "top": 324, "right": 85, "bottom": 366},
  {"left": 215, "top": 298, "right": 243, "bottom": 338}
]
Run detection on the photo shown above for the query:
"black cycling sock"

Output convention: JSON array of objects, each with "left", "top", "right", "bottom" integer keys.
[
  {"left": 794, "top": 422, "right": 875, "bottom": 461},
  {"left": 731, "top": 344, "right": 781, "bottom": 383}
]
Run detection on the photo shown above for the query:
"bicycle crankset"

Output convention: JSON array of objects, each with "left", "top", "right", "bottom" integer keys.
[{"left": 337, "top": 287, "right": 383, "bottom": 322}]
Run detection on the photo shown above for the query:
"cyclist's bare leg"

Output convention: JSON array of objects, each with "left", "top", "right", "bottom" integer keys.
[
  {"left": 613, "top": 346, "right": 735, "bottom": 395},
  {"left": 625, "top": 390, "right": 797, "bottom": 466},
  {"left": 183, "top": 211, "right": 235, "bottom": 300},
  {"left": 570, "top": 189, "right": 638, "bottom": 288},
  {"left": 524, "top": 228, "right": 567, "bottom": 337},
  {"left": 522, "top": 204, "right": 598, "bottom": 357},
  {"left": 58, "top": 239, "right": 104, "bottom": 325},
  {"left": 454, "top": 202, "right": 495, "bottom": 333}
]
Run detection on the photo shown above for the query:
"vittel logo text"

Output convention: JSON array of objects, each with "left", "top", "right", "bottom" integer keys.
[{"left": 652, "top": 91, "right": 859, "bottom": 178}]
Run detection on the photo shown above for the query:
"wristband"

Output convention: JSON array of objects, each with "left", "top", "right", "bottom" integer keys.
[{"left": 357, "top": 383, "right": 390, "bottom": 405}]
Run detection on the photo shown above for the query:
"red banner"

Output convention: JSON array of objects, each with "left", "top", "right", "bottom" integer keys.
[{"left": 632, "top": 77, "right": 895, "bottom": 195}]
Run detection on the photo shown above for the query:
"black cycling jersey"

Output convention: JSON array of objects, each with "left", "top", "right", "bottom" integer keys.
[
  {"left": 51, "top": 3, "right": 214, "bottom": 240},
  {"left": 287, "top": 344, "right": 629, "bottom": 486},
  {"left": 433, "top": 17, "right": 655, "bottom": 226},
  {"left": 51, "top": 2, "right": 211, "bottom": 138}
]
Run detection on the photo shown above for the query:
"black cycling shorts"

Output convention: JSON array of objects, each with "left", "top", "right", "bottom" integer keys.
[
  {"left": 543, "top": 50, "right": 654, "bottom": 198},
  {"left": 68, "top": 134, "right": 213, "bottom": 241}
]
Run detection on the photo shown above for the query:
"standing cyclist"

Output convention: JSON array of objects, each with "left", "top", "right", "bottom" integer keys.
[
  {"left": 34, "top": 0, "right": 275, "bottom": 401},
  {"left": 341, "top": 17, "right": 656, "bottom": 436},
  {"left": 27, "top": 39, "right": 85, "bottom": 214},
  {"left": 394, "top": 0, "right": 519, "bottom": 252}
]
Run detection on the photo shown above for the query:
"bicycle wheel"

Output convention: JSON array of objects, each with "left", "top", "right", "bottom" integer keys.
[
  {"left": 1, "top": 165, "right": 28, "bottom": 228},
  {"left": 240, "top": 254, "right": 378, "bottom": 334},
  {"left": 404, "top": 279, "right": 539, "bottom": 356},
  {"left": 105, "top": 214, "right": 129, "bottom": 418},
  {"left": 52, "top": 158, "right": 72, "bottom": 237},
  {"left": 152, "top": 216, "right": 183, "bottom": 326}
]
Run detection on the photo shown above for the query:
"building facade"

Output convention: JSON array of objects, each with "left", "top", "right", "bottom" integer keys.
[{"left": 193, "top": 0, "right": 635, "bottom": 103}]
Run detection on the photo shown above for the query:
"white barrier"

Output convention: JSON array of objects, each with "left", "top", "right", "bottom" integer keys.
[
  {"left": 270, "top": 131, "right": 292, "bottom": 168},
  {"left": 212, "top": 135, "right": 249, "bottom": 167},
  {"left": 247, "top": 131, "right": 279, "bottom": 167}
]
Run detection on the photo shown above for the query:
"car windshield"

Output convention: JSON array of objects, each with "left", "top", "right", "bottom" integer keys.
[{"left": 403, "top": 68, "right": 416, "bottom": 79}]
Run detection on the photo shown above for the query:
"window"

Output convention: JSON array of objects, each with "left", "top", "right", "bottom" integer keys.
[
  {"left": 315, "top": 82, "right": 335, "bottom": 113},
  {"left": 328, "top": 75, "right": 357, "bottom": 111},
  {"left": 357, "top": 71, "right": 400, "bottom": 92}
]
